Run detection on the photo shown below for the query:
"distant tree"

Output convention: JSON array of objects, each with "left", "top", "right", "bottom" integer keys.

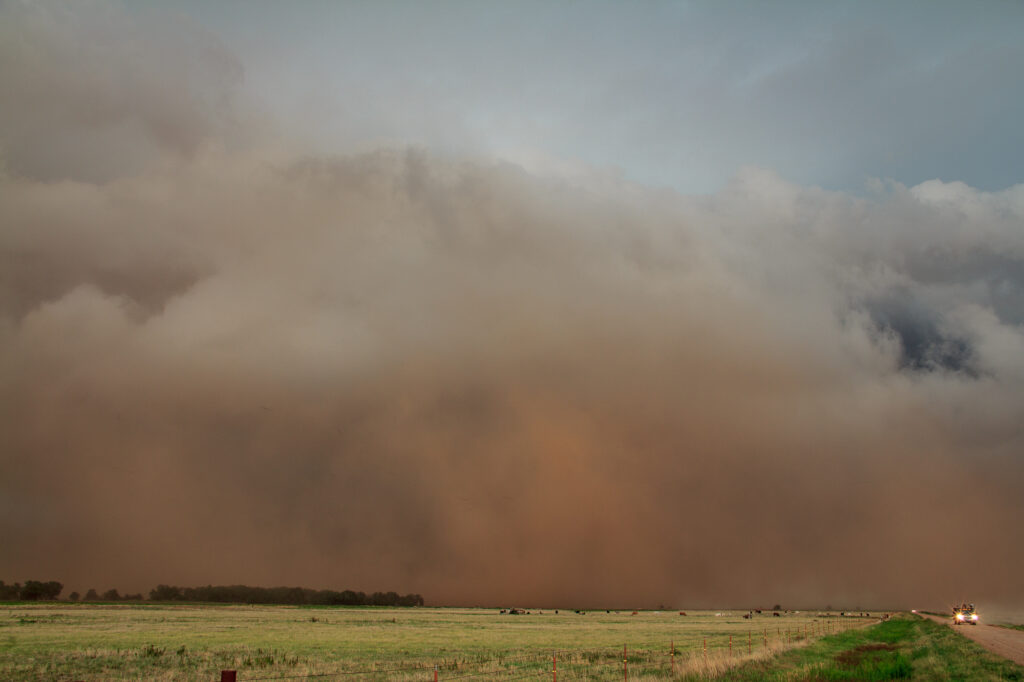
[
  {"left": 0, "top": 581, "right": 21, "bottom": 600},
  {"left": 101, "top": 588, "right": 121, "bottom": 601},
  {"left": 20, "top": 580, "right": 62, "bottom": 601},
  {"left": 84, "top": 588, "right": 99, "bottom": 601},
  {"left": 149, "top": 584, "right": 183, "bottom": 601},
  {"left": 772, "top": 604, "right": 782, "bottom": 611},
  {"left": 19, "top": 581, "right": 44, "bottom": 600},
  {"left": 123, "top": 593, "right": 143, "bottom": 601},
  {"left": 68, "top": 591, "right": 80, "bottom": 601}
]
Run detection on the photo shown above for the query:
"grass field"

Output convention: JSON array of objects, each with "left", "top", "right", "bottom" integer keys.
[
  {"left": 703, "top": 613, "right": 1024, "bottom": 681},
  {"left": 0, "top": 603, "right": 873, "bottom": 680}
]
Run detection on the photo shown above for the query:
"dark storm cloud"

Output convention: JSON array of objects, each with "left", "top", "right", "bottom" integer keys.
[
  {"left": 864, "top": 294, "right": 976, "bottom": 374},
  {"left": 1, "top": 2, "right": 1022, "bottom": 611}
]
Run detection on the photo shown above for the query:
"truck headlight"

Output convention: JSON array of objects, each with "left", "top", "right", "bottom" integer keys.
[
  {"left": 956, "top": 614, "right": 964, "bottom": 620},
  {"left": 972, "top": 614, "right": 978, "bottom": 620}
]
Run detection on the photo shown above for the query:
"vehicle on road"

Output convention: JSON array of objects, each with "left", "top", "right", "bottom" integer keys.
[{"left": 953, "top": 602, "right": 978, "bottom": 625}]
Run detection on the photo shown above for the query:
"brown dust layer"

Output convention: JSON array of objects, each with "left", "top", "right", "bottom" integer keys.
[{"left": 1, "top": 1, "right": 1023, "bottom": 610}]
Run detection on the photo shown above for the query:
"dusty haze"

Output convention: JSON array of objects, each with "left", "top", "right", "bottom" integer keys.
[{"left": 1, "top": 2, "right": 1022, "bottom": 610}]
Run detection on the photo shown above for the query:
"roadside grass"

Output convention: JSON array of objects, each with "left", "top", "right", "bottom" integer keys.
[
  {"left": 996, "top": 624, "right": 1024, "bottom": 632},
  {"left": 696, "top": 613, "right": 1024, "bottom": 681}
]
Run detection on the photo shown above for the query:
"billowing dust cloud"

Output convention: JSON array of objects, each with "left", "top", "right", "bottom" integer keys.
[{"left": 1, "top": 2, "right": 1022, "bottom": 609}]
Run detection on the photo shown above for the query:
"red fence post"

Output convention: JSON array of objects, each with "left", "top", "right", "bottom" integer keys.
[
  {"left": 729, "top": 634, "right": 732, "bottom": 658},
  {"left": 553, "top": 651, "right": 556, "bottom": 682},
  {"left": 703, "top": 636, "right": 707, "bottom": 660},
  {"left": 671, "top": 640, "right": 675, "bottom": 674},
  {"left": 220, "top": 672, "right": 236, "bottom": 682},
  {"left": 623, "top": 643, "right": 628, "bottom": 682},
  {"left": 433, "top": 664, "right": 438, "bottom": 682}
]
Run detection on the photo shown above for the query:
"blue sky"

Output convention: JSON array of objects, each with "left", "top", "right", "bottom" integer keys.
[{"left": 147, "top": 0, "right": 1024, "bottom": 193}]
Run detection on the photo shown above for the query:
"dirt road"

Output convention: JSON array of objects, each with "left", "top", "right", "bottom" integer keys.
[{"left": 919, "top": 612, "right": 1024, "bottom": 665}]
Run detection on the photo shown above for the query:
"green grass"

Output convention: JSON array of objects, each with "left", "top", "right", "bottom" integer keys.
[
  {"left": 0, "top": 603, "right": 869, "bottom": 680},
  {"left": 700, "top": 613, "right": 1024, "bottom": 681},
  {"left": 996, "top": 624, "right": 1024, "bottom": 633}
]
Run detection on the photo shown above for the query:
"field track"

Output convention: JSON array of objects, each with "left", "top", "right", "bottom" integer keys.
[{"left": 919, "top": 612, "right": 1024, "bottom": 665}]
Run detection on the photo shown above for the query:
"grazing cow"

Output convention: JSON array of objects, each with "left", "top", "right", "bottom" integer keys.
[
  {"left": 679, "top": 611, "right": 687, "bottom": 616},
  {"left": 773, "top": 612, "right": 781, "bottom": 617},
  {"left": 631, "top": 611, "right": 638, "bottom": 616},
  {"left": 743, "top": 613, "right": 752, "bottom": 619}
]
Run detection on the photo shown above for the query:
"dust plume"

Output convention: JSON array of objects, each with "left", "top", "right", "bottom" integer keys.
[{"left": 1, "top": 1, "right": 1022, "bottom": 611}]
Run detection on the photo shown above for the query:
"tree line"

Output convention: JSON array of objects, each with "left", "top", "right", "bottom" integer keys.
[
  {"left": 1, "top": 579, "right": 423, "bottom": 607},
  {"left": 0, "top": 580, "right": 63, "bottom": 601},
  {"left": 149, "top": 584, "right": 424, "bottom": 606}
]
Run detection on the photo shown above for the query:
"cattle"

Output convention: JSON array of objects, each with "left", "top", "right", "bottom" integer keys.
[
  {"left": 679, "top": 611, "right": 687, "bottom": 616},
  {"left": 773, "top": 612, "right": 781, "bottom": 617},
  {"left": 631, "top": 611, "right": 638, "bottom": 616}
]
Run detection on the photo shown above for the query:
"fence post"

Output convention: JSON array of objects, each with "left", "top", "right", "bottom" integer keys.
[
  {"left": 623, "top": 643, "right": 628, "bottom": 682},
  {"left": 748, "top": 630, "right": 751, "bottom": 654},
  {"left": 434, "top": 664, "right": 438, "bottom": 682},
  {"left": 763, "top": 627, "right": 767, "bottom": 649},
  {"left": 703, "top": 636, "right": 707, "bottom": 661},
  {"left": 671, "top": 640, "right": 675, "bottom": 674},
  {"left": 553, "top": 651, "right": 556, "bottom": 682},
  {"left": 220, "top": 672, "right": 236, "bottom": 682},
  {"left": 729, "top": 633, "right": 732, "bottom": 658}
]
